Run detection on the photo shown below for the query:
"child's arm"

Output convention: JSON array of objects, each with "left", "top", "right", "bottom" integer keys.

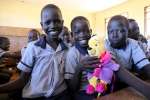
[
  {"left": 116, "top": 66, "right": 150, "bottom": 99},
  {"left": 2, "top": 51, "right": 21, "bottom": 59},
  {"left": 141, "top": 64, "right": 150, "bottom": 79},
  {"left": 66, "top": 56, "right": 99, "bottom": 92},
  {"left": 65, "top": 64, "right": 82, "bottom": 92},
  {"left": 0, "top": 71, "right": 30, "bottom": 93}
]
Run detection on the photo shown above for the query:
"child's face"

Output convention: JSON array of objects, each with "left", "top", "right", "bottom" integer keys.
[
  {"left": 60, "top": 28, "right": 71, "bottom": 43},
  {"left": 2, "top": 40, "right": 10, "bottom": 51},
  {"left": 128, "top": 21, "right": 140, "bottom": 40},
  {"left": 41, "top": 8, "right": 63, "bottom": 40},
  {"left": 72, "top": 20, "right": 91, "bottom": 48},
  {"left": 28, "top": 31, "right": 38, "bottom": 42},
  {"left": 108, "top": 20, "right": 128, "bottom": 48}
]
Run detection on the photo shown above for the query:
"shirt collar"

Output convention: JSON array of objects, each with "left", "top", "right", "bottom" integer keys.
[
  {"left": 75, "top": 42, "right": 89, "bottom": 56},
  {"left": 35, "top": 35, "right": 67, "bottom": 51}
]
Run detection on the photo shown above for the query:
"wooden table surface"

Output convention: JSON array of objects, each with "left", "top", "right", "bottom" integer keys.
[{"left": 97, "top": 87, "right": 147, "bottom": 100}]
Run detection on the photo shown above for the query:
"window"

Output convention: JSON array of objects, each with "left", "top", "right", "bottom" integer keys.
[{"left": 145, "top": 6, "right": 150, "bottom": 36}]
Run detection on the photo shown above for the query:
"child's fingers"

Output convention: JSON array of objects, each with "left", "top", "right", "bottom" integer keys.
[
  {"left": 87, "top": 60, "right": 100, "bottom": 65},
  {"left": 90, "top": 59, "right": 100, "bottom": 64},
  {"left": 3, "top": 58, "right": 9, "bottom": 60},
  {"left": 2, "top": 58, "right": 9, "bottom": 62},
  {"left": 88, "top": 57, "right": 99, "bottom": 61},
  {"left": 83, "top": 56, "right": 99, "bottom": 61}
]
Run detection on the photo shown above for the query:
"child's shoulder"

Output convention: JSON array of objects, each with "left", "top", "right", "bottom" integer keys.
[
  {"left": 67, "top": 46, "right": 79, "bottom": 56},
  {"left": 25, "top": 40, "right": 41, "bottom": 51},
  {"left": 26, "top": 41, "right": 36, "bottom": 48},
  {"left": 127, "top": 38, "right": 139, "bottom": 48},
  {"left": 128, "top": 38, "right": 138, "bottom": 44}
]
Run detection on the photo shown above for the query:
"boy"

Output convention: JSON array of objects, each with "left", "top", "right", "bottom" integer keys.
[
  {"left": 128, "top": 19, "right": 140, "bottom": 40},
  {"left": 27, "top": 29, "right": 40, "bottom": 43},
  {"left": 59, "top": 26, "right": 72, "bottom": 48},
  {"left": 21, "top": 29, "right": 40, "bottom": 56},
  {"left": 128, "top": 19, "right": 148, "bottom": 56},
  {"left": 0, "top": 4, "right": 70, "bottom": 100},
  {"left": 105, "top": 15, "right": 150, "bottom": 99},
  {"left": 65, "top": 16, "right": 101, "bottom": 100},
  {"left": 0, "top": 37, "right": 12, "bottom": 84},
  {"left": 0, "top": 36, "right": 19, "bottom": 67}
]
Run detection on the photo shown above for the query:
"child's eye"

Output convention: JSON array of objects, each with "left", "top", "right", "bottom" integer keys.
[
  {"left": 53, "top": 20, "right": 62, "bottom": 24},
  {"left": 44, "top": 20, "right": 62, "bottom": 25},
  {"left": 74, "top": 30, "right": 80, "bottom": 34},
  {"left": 120, "top": 29, "right": 126, "bottom": 33},
  {"left": 45, "top": 20, "right": 50, "bottom": 25},
  {"left": 108, "top": 30, "right": 113, "bottom": 34}
]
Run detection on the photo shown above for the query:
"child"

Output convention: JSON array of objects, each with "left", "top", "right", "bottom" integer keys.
[
  {"left": 59, "top": 26, "right": 72, "bottom": 48},
  {"left": 65, "top": 16, "right": 100, "bottom": 100},
  {"left": 105, "top": 15, "right": 150, "bottom": 99},
  {"left": 128, "top": 19, "right": 140, "bottom": 40},
  {"left": 128, "top": 19, "right": 148, "bottom": 57},
  {"left": 21, "top": 29, "right": 40, "bottom": 56},
  {"left": 0, "top": 36, "right": 19, "bottom": 67},
  {"left": 0, "top": 4, "right": 70, "bottom": 100},
  {"left": 0, "top": 37, "right": 12, "bottom": 84}
]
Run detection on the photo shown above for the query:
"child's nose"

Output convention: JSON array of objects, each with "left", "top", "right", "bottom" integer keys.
[
  {"left": 112, "top": 32, "right": 118, "bottom": 38},
  {"left": 49, "top": 22, "right": 56, "bottom": 28}
]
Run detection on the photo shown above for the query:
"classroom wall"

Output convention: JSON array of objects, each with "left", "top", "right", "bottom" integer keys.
[
  {"left": 94, "top": 0, "right": 150, "bottom": 39},
  {"left": 0, "top": 0, "right": 94, "bottom": 51},
  {"left": 0, "top": 0, "right": 94, "bottom": 31},
  {"left": 0, "top": 0, "right": 149, "bottom": 52},
  {"left": 90, "top": 0, "right": 150, "bottom": 54}
]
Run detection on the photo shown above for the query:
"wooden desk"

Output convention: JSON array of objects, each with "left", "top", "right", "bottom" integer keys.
[{"left": 97, "top": 87, "right": 147, "bottom": 100}]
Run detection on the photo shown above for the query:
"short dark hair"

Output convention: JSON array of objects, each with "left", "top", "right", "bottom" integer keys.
[
  {"left": 128, "top": 18, "right": 136, "bottom": 22},
  {"left": 0, "top": 36, "right": 10, "bottom": 50},
  {"left": 71, "top": 16, "right": 90, "bottom": 31},
  {"left": 0, "top": 37, "right": 9, "bottom": 43},
  {"left": 41, "top": 4, "right": 62, "bottom": 19},
  {"left": 107, "top": 15, "right": 129, "bottom": 30},
  {"left": 28, "top": 29, "right": 40, "bottom": 36}
]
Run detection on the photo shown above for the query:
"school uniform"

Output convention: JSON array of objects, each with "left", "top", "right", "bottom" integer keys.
[
  {"left": 65, "top": 43, "right": 97, "bottom": 100},
  {"left": 0, "top": 48, "right": 6, "bottom": 58},
  {"left": 17, "top": 37, "right": 70, "bottom": 100},
  {"left": 21, "top": 47, "right": 27, "bottom": 57},
  {"left": 0, "top": 49, "right": 11, "bottom": 99},
  {"left": 105, "top": 38, "right": 150, "bottom": 90},
  {"left": 105, "top": 38, "right": 150, "bottom": 70}
]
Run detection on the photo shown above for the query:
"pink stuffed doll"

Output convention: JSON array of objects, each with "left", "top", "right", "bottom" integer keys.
[{"left": 86, "top": 51, "right": 120, "bottom": 96}]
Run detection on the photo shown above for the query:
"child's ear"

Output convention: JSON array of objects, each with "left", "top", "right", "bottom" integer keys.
[
  {"left": 62, "top": 20, "right": 64, "bottom": 25},
  {"left": 71, "top": 32, "right": 75, "bottom": 41},
  {"left": 40, "top": 22, "right": 44, "bottom": 31},
  {"left": 90, "top": 29, "right": 92, "bottom": 34},
  {"left": 70, "top": 32, "right": 73, "bottom": 37}
]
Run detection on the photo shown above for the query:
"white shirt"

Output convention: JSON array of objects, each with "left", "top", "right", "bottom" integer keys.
[
  {"left": 17, "top": 41, "right": 67, "bottom": 98},
  {"left": 105, "top": 38, "right": 150, "bottom": 70},
  {"left": 21, "top": 47, "right": 27, "bottom": 57},
  {"left": 65, "top": 46, "right": 91, "bottom": 90}
]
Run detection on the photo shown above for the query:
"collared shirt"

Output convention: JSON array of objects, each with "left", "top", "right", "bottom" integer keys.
[
  {"left": 17, "top": 38, "right": 67, "bottom": 98},
  {"left": 0, "top": 48, "right": 5, "bottom": 58},
  {"left": 105, "top": 38, "right": 150, "bottom": 70},
  {"left": 21, "top": 47, "right": 27, "bottom": 57},
  {"left": 0, "top": 48, "right": 6, "bottom": 65},
  {"left": 65, "top": 44, "right": 92, "bottom": 90}
]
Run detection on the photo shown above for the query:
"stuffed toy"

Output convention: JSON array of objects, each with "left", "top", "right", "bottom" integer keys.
[{"left": 86, "top": 51, "right": 120, "bottom": 96}]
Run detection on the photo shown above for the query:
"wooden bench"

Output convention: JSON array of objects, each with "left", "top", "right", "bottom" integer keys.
[{"left": 97, "top": 87, "right": 147, "bottom": 100}]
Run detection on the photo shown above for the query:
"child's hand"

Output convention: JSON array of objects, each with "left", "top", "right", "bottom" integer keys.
[
  {"left": 2, "top": 57, "right": 17, "bottom": 66},
  {"left": 79, "top": 55, "right": 100, "bottom": 70}
]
